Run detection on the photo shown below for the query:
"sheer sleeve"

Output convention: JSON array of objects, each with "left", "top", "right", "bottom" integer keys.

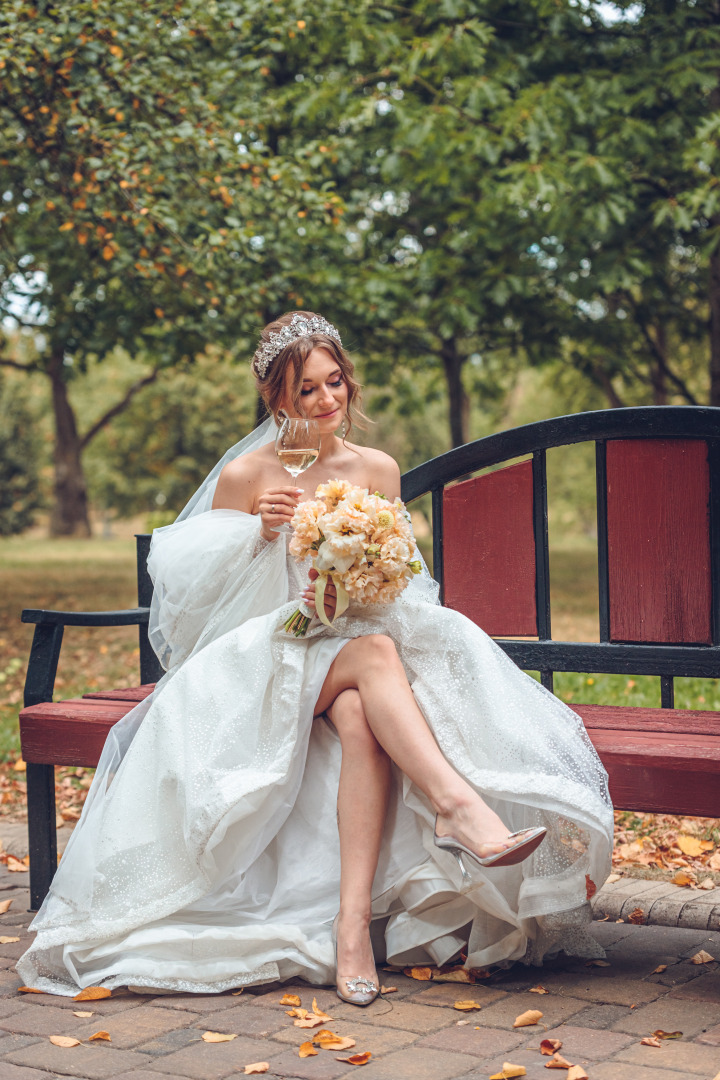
[{"left": 147, "top": 509, "right": 289, "bottom": 673}]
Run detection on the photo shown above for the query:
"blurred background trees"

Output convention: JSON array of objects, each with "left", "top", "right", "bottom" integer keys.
[{"left": 1, "top": 0, "right": 719, "bottom": 532}]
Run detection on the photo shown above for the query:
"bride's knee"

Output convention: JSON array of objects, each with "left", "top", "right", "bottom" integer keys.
[
  {"left": 330, "top": 690, "right": 384, "bottom": 754},
  {"left": 354, "top": 633, "right": 399, "bottom": 669}
]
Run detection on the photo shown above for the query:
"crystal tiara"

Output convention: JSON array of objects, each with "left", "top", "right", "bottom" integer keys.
[{"left": 252, "top": 314, "right": 342, "bottom": 378}]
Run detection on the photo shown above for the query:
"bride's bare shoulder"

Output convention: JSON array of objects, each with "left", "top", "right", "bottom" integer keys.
[
  {"left": 346, "top": 442, "right": 401, "bottom": 496},
  {"left": 213, "top": 444, "right": 274, "bottom": 510}
]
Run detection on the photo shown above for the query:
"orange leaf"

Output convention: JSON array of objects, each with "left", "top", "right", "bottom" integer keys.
[
  {"left": 585, "top": 874, "right": 597, "bottom": 900},
  {"left": 652, "top": 1029, "right": 683, "bottom": 1039},
  {"left": 59, "top": 222, "right": 74, "bottom": 231},
  {"left": 0, "top": 936, "right": 20, "bottom": 944},
  {"left": 641, "top": 1036, "right": 662, "bottom": 1047},
  {"left": 404, "top": 966, "right": 433, "bottom": 981},
  {"left": 293, "top": 1016, "right": 326, "bottom": 1029},
  {"left": 280, "top": 993, "right": 301, "bottom": 1006},
  {"left": 74, "top": 987, "right": 111, "bottom": 1001},
  {"left": 453, "top": 1000, "right": 482, "bottom": 1011},
  {"left": 540, "top": 1039, "right": 563, "bottom": 1055},
  {"left": 566, "top": 1068, "right": 588, "bottom": 1080},
  {"left": 690, "top": 950, "right": 715, "bottom": 965},
  {"left": 286, "top": 1008, "right": 308, "bottom": 1019},
  {"left": 513, "top": 1009, "right": 543, "bottom": 1027},
  {"left": 545, "top": 1052, "right": 573, "bottom": 1068},
  {"left": 586, "top": 959, "right": 611, "bottom": 967},
  {"left": 73, "top": 1011, "right": 93, "bottom": 1017},
  {"left": 431, "top": 967, "right": 473, "bottom": 983},
  {"left": 677, "top": 835, "right": 704, "bottom": 857},
  {"left": 311, "top": 997, "right": 331, "bottom": 1019},
  {"left": 628, "top": 908, "right": 645, "bottom": 925},
  {"left": 651, "top": 964, "right": 667, "bottom": 974},
  {"left": 314, "top": 1033, "right": 356, "bottom": 1051},
  {"left": 380, "top": 985, "right": 397, "bottom": 994},
  {"left": 13, "top": 758, "right": 26, "bottom": 772},
  {"left": 0, "top": 900, "right": 13, "bottom": 914},
  {"left": 337, "top": 1051, "right": 372, "bottom": 1065},
  {"left": 244, "top": 1065, "right": 269, "bottom": 1075},
  {"left": 89, "top": 1031, "right": 111, "bottom": 1041},
  {"left": 671, "top": 870, "right": 695, "bottom": 886},
  {"left": 299, "top": 1041, "right": 318, "bottom": 1057},
  {"left": 102, "top": 245, "right": 115, "bottom": 261},
  {"left": 202, "top": 1031, "right": 238, "bottom": 1042},
  {"left": 19, "top": 987, "right": 44, "bottom": 994},
  {"left": 530, "top": 986, "right": 549, "bottom": 995},
  {"left": 489, "top": 1065, "right": 526, "bottom": 1079},
  {"left": 7, "top": 856, "right": 28, "bottom": 872},
  {"left": 49, "top": 1035, "right": 80, "bottom": 1047}
]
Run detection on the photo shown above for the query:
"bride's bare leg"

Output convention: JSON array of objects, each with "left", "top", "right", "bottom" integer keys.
[
  {"left": 327, "top": 690, "right": 390, "bottom": 986},
  {"left": 316, "top": 636, "right": 516, "bottom": 857}
]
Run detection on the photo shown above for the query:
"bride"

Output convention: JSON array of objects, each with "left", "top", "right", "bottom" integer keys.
[{"left": 18, "top": 311, "right": 613, "bottom": 1003}]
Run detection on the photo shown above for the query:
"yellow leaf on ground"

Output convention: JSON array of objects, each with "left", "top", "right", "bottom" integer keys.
[
  {"left": 641, "top": 1036, "right": 662, "bottom": 1047},
  {"left": 299, "top": 1041, "right": 318, "bottom": 1057},
  {"left": 202, "top": 1031, "right": 238, "bottom": 1043},
  {"left": 404, "top": 966, "right": 433, "bottom": 981},
  {"left": 431, "top": 967, "right": 472, "bottom": 983},
  {"left": 456, "top": 1020, "right": 471, "bottom": 1026},
  {"left": 489, "top": 1064, "right": 527, "bottom": 1079},
  {"left": 73, "top": 1011, "right": 93, "bottom": 1017},
  {"left": 652, "top": 1029, "right": 683, "bottom": 1039},
  {"left": 314, "top": 1032, "right": 356, "bottom": 1051},
  {"left": 700, "top": 840, "right": 715, "bottom": 851},
  {"left": 671, "top": 870, "right": 696, "bottom": 886},
  {"left": 677, "top": 835, "right": 704, "bottom": 857},
  {"left": 286, "top": 1008, "right": 308, "bottom": 1018},
  {"left": 651, "top": 964, "right": 667, "bottom": 973},
  {"left": 310, "top": 998, "right": 333, "bottom": 1020},
  {"left": 699, "top": 878, "right": 716, "bottom": 890},
  {"left": 0, "top": 899, "right": 13, "bottom": 914},
  {"left": 18, "top": 987, "right": 44, "bottom": 994},
  {"left": 49, "top": 1035, "right": 80, "bottom": 1047},
  {"left": 513, "top": 1009, "right": 543, "bottom": 1027},
  {"left": 74, "top": 987, "right": 111, "bottom": 1001},
  {"left": 337, "top": 1051, "right": 372, "bottom": 1065},
  {"left": 606, "top": 872, "right": 622, "bottom": 883},
  {"left": 231, "top": 988, "right": 244, "bottom": 996},
  {"left": 7, "top": 856, "right": 28, "bottom": 872},
  {"left": 586, "top": 959, "right": 611, "bottom": 967},
  {"left": 244, "top": 1064, "right": 269, "bottom": 1075},
  {"left": 690, "top": 950, "right": 715, "bottom": 964},
  {"left": 566, "top": 1068, "right": 589, "bottom": 1080},
  {"left": 281, "top": 993, "right": 301, "bottom": 1006},
  {"left": 540, "top": 1039, "right": 563, "bottom": 1055},
  {"left": 380, "top": 985, "right": 397, "bottom": 994},
  {"left": 545, "top": 1052, "right": 573, "bottom": 1068},
  {"left": 453, "top": 1000, "right": 482, "bottom": 1011},
  {"left": 294, "top": 1016, "right": 326, "bottom": 1029},
  {"left": 628, "top": 908, "right": 645, "bottom": 924},
  {"left": 12, "top": 759, "right": 26, "bottom": 772},
  {"left": 89, "top": 1031, "right": 111, "bottom": 1041},
  {"left": 0, "top": 936, "right": 19, "bottom": 944},
  {"left": 530, "top": 986, "right": 549, "bottom": 994}
]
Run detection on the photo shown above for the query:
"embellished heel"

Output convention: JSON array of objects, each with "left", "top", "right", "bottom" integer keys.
[
  {"left": 332, "top": 913, "right": 379, "bottom": 1007},
  {"left": 434, "top": 815, "right": 547, "bottom": 873}
]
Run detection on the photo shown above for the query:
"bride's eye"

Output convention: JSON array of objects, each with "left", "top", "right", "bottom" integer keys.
[{"left": 329, "top": 378, "right": 343, "bottom": 387}]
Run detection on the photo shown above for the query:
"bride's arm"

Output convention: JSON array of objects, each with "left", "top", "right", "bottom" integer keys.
[{"left": 212, "top": 456, "right": 301, "bottom": 541}]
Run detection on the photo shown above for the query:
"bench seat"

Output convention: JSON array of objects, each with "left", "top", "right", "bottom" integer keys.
[{"left": 19, "top": 691, "right": 720, "bottom": 817}]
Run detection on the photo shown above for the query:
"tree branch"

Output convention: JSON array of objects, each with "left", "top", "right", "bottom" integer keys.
[
  {"left": 636, "top": 320, "right": 699, "bottom": 405},
  {"left": 0, "top": 356, "right": 41, "bottom": 373},
  {"left": 79, "top": 369, "right": 159, "bottom": 449}
]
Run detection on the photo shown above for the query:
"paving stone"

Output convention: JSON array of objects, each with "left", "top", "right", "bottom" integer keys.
[
  {"left": 0, "top": 1002, "right": 115, "bottom": 1037},
  {"left": 581, "top": 1064, "right": 689, "bottom": 1080},
  {"left": 0, "top": 970, "right": 24, "bottom": 997},
  {"left": 0, "top": 1000, "right": 29, "bottom": 1020},
  {"left": 414, "top": 1022, "right": 525, "bottom": 1059},
  {"left": 564, "top": 1002, "right": 633, "bottom": 1029},
  {"left": 679, "top": 932, "right": 720, "bottom": 960},
  {"left": 588, "top": 920, "right": 636, "bottom": 947},
  {"left": 146, "top": 1034, "right": 285, "bottom": 1079},
  {"left": 135, "top": 1026, "right": 205, "bottom": 1056},
  {"left": 247, "top": 985, "right": 340, "bottom": 1014},
  {"left": 612, "top": 1037, "right": 720, "bottom": 1074},
  {"left": 668, "top": 971, "right": 720, "bottom": 1002},
  {"left": 529, "top": 969, "right": 664, "bottom": 1004},
  {"left": 468, "top": 991, "right": 588, "bottom": 1030},
  {"left": 111, "top": 1073, "right": 179, "bottom": 1080},
  {"left": 5, "top": 1042, "right": 155, "bottom": 1079},
  {"left": 149, "top": 992, "right": 243, "bottom": 1014},
  {"left": 336, "top": 1045, "right": 477, "bottom": 1080},
  {"left": 0, "top": 1032, "right": 44, "bottom": 1054},
  {"left": 68, "top": 1003, "right": 200, "bottom": 1049},
  {"left": 697, "top": 1021, "right": 720, "bottom": 1045},
  {"left": 0, "top": 1065, "right": 64, "bottom": 1080},
  {"left": 255, "top": 1047, "right": 359, "bottom": 1080},
  {"left": 376, "top": 972, "right": 435, "bottom": 998},
  {"left": 191, "top": 1003, "right": 289, "bottom": 1037},
  {"left": 520, "top": 1021, "right": 635, "bottom": 1061},
  {"left": 605, "top": 922, "right": 708, "bottom": 958},
  {"left": 331, "top": 999, "right": 456, "bottom": 1033},
  {"left": 409, "top": 983, "right": 507, "bottom": 1008},
  {"left": 269, "top": 1017, "right": 418, "bottom": 1056},
  {"left": 14, "top": 992, "right": 147, "bottom": 1016},
  {"left": 610, "top": 994, "right": 720, "bottom": 1037}
]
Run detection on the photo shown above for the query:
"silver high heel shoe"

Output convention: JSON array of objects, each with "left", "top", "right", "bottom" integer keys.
[
  {"left": 434, "top": 815, "right": 547, "bottom": 885},
  {"left": 332, "top": 913, "right": 379, "bottom": 1007}
]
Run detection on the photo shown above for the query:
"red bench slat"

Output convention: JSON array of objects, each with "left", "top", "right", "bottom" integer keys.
[
  {"left": 443, "top": 459, "right": 537, "bottom": 637},
  {"left": 574, "top": 703, "right": 720, "bottom": 737},
  {"left": 82, "top": 685, "right": 155, "bottom": 702}
]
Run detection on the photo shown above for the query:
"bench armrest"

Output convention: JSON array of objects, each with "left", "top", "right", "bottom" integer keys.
[{"left": 22, "top": 607, "right": 149, "bottom": 627}]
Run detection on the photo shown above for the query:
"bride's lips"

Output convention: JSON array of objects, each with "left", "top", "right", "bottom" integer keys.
[{"left": 315, "top": 407, "right": 340, "bottom": 419}]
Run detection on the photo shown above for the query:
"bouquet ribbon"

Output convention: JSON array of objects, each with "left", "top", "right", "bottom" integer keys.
[{"left": 314, "top": 570, "right": 350, "bottom": 627}]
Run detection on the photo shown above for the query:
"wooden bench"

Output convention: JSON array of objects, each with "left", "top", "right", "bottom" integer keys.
[{"left": 19, "top": 405, "right": 720, "bottom": 909}]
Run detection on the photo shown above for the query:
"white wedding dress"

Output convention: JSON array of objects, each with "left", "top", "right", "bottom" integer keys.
[{"left": 18, "top": 424, "right": 613, "bottom": 996}]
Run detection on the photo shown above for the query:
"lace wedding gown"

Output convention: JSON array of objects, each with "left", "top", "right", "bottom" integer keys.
[{"left": 18, "top": 503, "right": 613, "bottom": 995}]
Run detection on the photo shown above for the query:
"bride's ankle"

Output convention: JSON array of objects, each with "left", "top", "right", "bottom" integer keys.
[
  {"left": 337, "top": 906, "right": 372, "bottom": 928},
  {"left": 433, "top": 790, "right": 482, "bottom": 823}
]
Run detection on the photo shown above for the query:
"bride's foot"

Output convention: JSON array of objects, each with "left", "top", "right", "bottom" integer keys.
[
  {"left": 332, "top": 911, "right": 379, "bottom": 1006},
  {"left": 434, "top": 800, "right": 545, "bottom": 866}
]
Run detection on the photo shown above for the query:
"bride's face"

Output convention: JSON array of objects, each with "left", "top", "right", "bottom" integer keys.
[{"left": 283, "top": 347, "right": 349, "bottom": 433}]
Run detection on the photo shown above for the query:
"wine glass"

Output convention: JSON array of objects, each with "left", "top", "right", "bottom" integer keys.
[{"left": 272, "top": 417, "right": 321, "bottom": 533}]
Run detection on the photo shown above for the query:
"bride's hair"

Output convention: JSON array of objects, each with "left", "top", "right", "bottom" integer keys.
[{"left": 253, "top": 311, "right": 369, "bottom": 435}]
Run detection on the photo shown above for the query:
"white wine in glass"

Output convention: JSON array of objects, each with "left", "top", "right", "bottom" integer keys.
[{"left": 273, "top": 417, "right": 321, "bottom": 532}]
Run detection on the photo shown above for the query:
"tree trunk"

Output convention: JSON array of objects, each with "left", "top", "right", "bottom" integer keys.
[
  {"left": 48, "top": 347, "right": 91, "bottom": 537},
  {"left": 710, "top": 223, "right": 720, "bottom": 406},
  {"left": 441, "top": 339, "right": 469, "bottom": 448},
  {"left": 650, "top": 323, "right": 668, "bottom": 405}
]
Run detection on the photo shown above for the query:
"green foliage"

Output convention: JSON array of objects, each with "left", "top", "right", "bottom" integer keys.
[{"left": 0, "top": 375, "right": 43, "bottom": 535}]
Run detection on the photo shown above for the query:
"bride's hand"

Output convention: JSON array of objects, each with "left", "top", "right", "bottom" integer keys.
[
  {"left": 302, "top": 567, "right": 337, "bottom": 620},
  {"left": 259, "top": 486, "right": 302, "bottom": 540}
]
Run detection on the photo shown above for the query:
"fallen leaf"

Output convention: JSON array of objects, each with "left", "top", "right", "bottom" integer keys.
[
  {"left": 677, "top": 835, "right": 704, "bottom": 857},
  {"left": 641, "top": 1036, "right": 662, "bottom": 1047},
  {"left": 597, "top": 914, "right": 610, "bottom": 922},
  {"left": 244, "top": 1065, "right": 269, "bottom": 1075},
  {"left": 606, "top": 872, "right": 622, "bottom": 883},
  {"left": 671, "top": 870, "right": 695, "bottom": 886},
  {"left": 18, "top": 987, "right": 44, "bottom": 994},
  {"left": 652, "top": 1029, "right": 683, "bottom": 1039},
  {"left": 286, "top": 1008, "right": 308, "bottom": 1018},
  {"left": 566, "top": 1068, "right": 589, "bottom": 1080},
  {"left": 6, "top": 856, "right": 28, "bottom": 872},
  {"left": 281, "top": 993, "right": 301, "bottom": 1006},
  {"left": 690, "top": 950, "right": 715, "bottom": 964},
  {"left": 545, "top": 1052, "right": 573, "bottom": 1068},
  {"left": 431, "top": 967, "right": 473, "bottom": 983},
  {"left": 74, "top": 986, "right": 111, "bottom": 1001},
  {"left": 294, "top": 1015, "right": 327, "bottom": 1029},
  {"left": 73, "top": 1011, "right": 93, "bottom": 1017},
  {"left": 0, "top": 899, "right": 13, "bottom": 914},
  {"left": 615, "top": 918, "right": 624, "bottom": 923},
  {"left": 232, "top": 988, "right": 244, "bottom": 996},
  {"left": 404, "top": 966, "right": 433, "bottom": 981},
  {"left": 49, "top": 1035, "right": 80, "bottom": 1047},
  {"left": 530, "top": 986, "right": 549, "bottom": 994},
  {"left": 585, "top": 875, "right": 597, "bottom": 900},
  {"left": 628, "top": 908, "right": 645, "bottom": 924},
  {"left": 453, "top": 1000, "right": 482, "bottom": 1010},
  {"left": 456, "top": 1019, "right": 471, "bottom": 1026},
  {"left": 540, "top": 1039, "right": 563, "bottom": 1055},
  {"left": 310, "top": 998, "right": 333, "bottom": 1020},
  {"left": 0, "top": 936, "right": 19, "bottom": 944},
  {"left": 13, "top": 759, "right": 26, "bottom": 772},
  {"left": 699, "top": 878, "right": 716, "bottom": 890},
  {"left": 299, "top": 1041, "right": 318, "bottom": 1057},
  {"left": 202, "top": 1031, "right": 238, "bottom": 1042},
  {"left": 314, "top": 1032, "right": 356, "bottom": 1051},
  {"left": 651, "top": 964, "right": 667, "bottom": 974},
  {"left": 513, "top": 1009, "right": 543, "bottom": 1027},
  {"left": 336, "top": 1051, "right": 372, "bottom": 1065},
  {"left": 380, "top": 985, "right": 397, "bottom": 994},
  {"left": 585, "top": 959, "right": 611, "bottom": 966},
  {"left": 89, "top": 1031, "right": 111, "bottom": 1041},
  {"left": 489, "top": 1065, "right": 527, "bottom": 1079}
]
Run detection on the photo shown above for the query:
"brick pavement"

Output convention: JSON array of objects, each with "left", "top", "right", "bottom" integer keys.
[{"left": 0, "top": 869, "right": 719, "bottom": 1080}]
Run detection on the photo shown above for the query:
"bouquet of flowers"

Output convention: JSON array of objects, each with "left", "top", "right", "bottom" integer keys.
[{"left": 283, "top": 478, "right": 422, "bottom": 637}]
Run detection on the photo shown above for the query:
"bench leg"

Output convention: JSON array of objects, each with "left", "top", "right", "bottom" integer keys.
[{"left": 26, "top": 763, "right": 57, "bottom": 911}]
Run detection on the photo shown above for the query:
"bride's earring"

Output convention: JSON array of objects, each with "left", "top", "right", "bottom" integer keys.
[{"left": 338, "top": 417, "right": 348, "bottom": 438}]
